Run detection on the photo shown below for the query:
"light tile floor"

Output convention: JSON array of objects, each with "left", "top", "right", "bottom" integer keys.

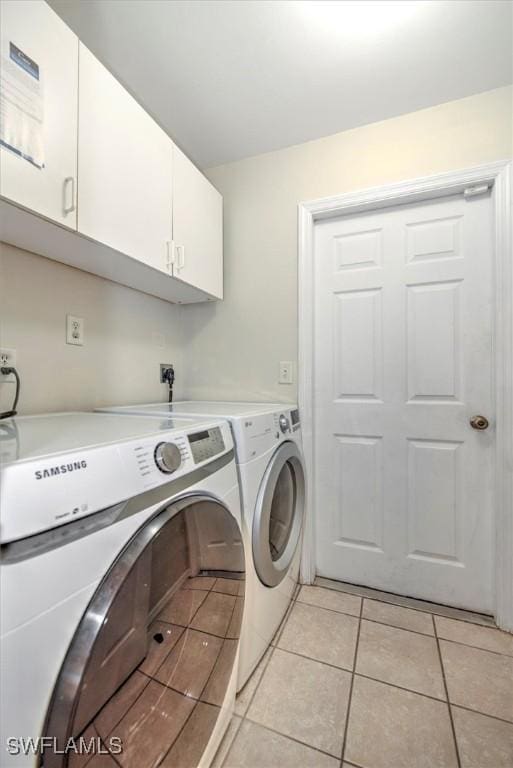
[{"left": 214, "top": 581, "right": 513, "bottom": 768}]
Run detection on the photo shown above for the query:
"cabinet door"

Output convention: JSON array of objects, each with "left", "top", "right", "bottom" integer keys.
[
  {"left": 0, "top": 0, "right": 78, "bottom": 228},
  {"left": 172, "top": 146, "right": 223, "bottom": 299},
  {"left": 78, "top": 44, "right": 172, "bottom": 272}
]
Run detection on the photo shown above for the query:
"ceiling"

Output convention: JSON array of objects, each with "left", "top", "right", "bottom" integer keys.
[{"left": 48, "top": 0, "right": 513, "bottom": 169}]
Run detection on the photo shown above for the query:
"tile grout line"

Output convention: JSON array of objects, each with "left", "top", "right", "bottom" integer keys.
[
  {"left": 214, "top": 592, "right": 250, "bottom": 765},
  {"left": 99, "top": 667, "right": 154, "bottom": 745},
  {"left": 198, "top": 588, "right": 240, "bottom": 693},
  {"left": 274, "top": 642, "right": 355, "bottom": 673},
  {"left": 315, "top": 577, "right": 491, "bottom": 621},
  {"left": 257, "top": 621, "right": 513, "bottom": 725},
  {"left": 240, "top": 684, "right": 513, "bottom": 751},
  {"left": 270, "top": 583, "right": 300, "bottom": 651},
  {"left": 99, "top": 731, "right": 123, "bottom": 768},
  {"left": 79, "top": 730, "right": 124, "bottom": 768},
  {"left": 79, "top": 607, "right": 188, "bottom": 744},
  {"left": 225, "top": 583, "right": 513, "bottom": 766},
  {"left": 299, "top": 592, "right": 513, "bottom": 658},
  {"left": 242, "top": 714, "right": 345, "bottom": 761},
  {"left": 433, "top": 612, "right": 462, "bottom": 768},
  {"left": 339, "top": 594, "right": 363, "bottom": 766},
  {"left": 145, "top": 632, "right": 230, "bottom": 768},
  {"left": 449, "top": 703, "right": 513, "bottom": 727},
  {"left": 272, "top": 643, "right": 450, "bottom": 705},
  {"left": 315, "top": 578, "right": 496, "bottom": 627},
  {"left": 297, "top": 597, "right": 366, "bottom": 619},
  {"left": 217, "top": 714, "right": 244, "bottom": 768},
  {"left": 186, "top": 591, "right": 243, "bottom": 768},
  {"left": 435, "top": 634, "right": 513, "bottom": 660},
  {"left": 239, "top": 645, "right": 275, "bottom": 718},
  {"left": 147, "top": 580, "right": 240, "bottom": 768},
  {"left": 221, "top": 588, "right": 298, "bottom": 765},
  {"left": 234, "top": 656, "right": 513, "bottom": 765},
  {"left": 300, "top": 597, "right": 438, "bottom": 636},
  {"left": 353, "top": 671, "right": 513, "bottom": 724},
  {"left": 353, "top": 670, "right": 449, "bottom": 705}
]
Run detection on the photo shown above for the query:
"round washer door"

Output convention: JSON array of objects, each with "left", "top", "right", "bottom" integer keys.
[
  {"left": 42, "top": 496, "right": 245, "bottom": 768},
  {"left": 252, "top": 441, "right": 305, "bottom": 588}
]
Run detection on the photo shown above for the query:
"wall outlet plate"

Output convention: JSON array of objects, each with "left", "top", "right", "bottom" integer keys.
[
  {"left": 160, "top": 363, "right": 174, "bottom": 383},
  {"left": 0, "top": 348, "right": 17, "bottom": 368},
  {"left": 66, "top": 315, "right": 84, "bottom": 346},
  {"left": 279, "top": 361, "right": 294, "bottom": 385}
]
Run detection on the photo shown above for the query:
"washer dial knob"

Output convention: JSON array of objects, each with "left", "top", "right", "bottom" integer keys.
[
  {"left": 279, "top": 414, "right": 290, "bottom": 434},
  {"left": 154, "top": 442, "right": 182, "bottom": 474}
]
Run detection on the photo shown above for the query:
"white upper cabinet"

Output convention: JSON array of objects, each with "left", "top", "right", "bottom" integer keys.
[
  {"left": 0, "top": 7, "right": 223, "bottom": 303},
  {"left": 0, "top": 0, "right": 78, "bottom": 228},
  {"left": 172, "top": 145, "right": 223, "bottom": 299},
  {"left": 78, "top": 44, "right": 173, "bottom": 273}
]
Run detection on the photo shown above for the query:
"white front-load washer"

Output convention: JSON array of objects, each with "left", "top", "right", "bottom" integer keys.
[
  {"left": 0, "top": 412, "right": 245, "bottom": 768},
  {"left": 96, "top": 402, "right": 306, "bottom": 689}
]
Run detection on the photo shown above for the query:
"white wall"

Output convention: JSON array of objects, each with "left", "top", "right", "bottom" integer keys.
[
  {"left": 1, "top": 87, "right": 511, "bottom": 415},
  {"left": 181, "top": 85, "right": 513, "bottom": 403},
  {"left": 0, "top": 243, "right": 183, "bottom": 415}
]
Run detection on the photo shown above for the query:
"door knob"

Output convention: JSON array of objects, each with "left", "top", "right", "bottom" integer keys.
[{"left": 470, "top": 415, "right": 489, "bottom": 430}]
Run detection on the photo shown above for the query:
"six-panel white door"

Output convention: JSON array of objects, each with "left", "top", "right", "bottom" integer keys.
[
  {"left": 313, "top": 192, "right": 494, "bottom": 612},
  {"left": 0, "top": 0, "right": 78, "bottom": 227}
]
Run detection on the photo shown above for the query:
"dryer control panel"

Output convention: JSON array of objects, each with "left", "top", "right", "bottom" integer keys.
[{"left": 188, "top": 426, "right": 225, "bottom": 464}]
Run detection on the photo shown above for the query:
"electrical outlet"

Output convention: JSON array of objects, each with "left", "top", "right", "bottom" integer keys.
[
  {"left": 160, "top": 363, "right": 174, "bottom": 383},
  {"left": 0, "top": 348, "right": 17, "bottom": 368},
  {"left": 66, "top": 315, "right": 84, "bottom": 346},
  {"left": 279, "top": 361, "right": 294, "bottom": 385}
]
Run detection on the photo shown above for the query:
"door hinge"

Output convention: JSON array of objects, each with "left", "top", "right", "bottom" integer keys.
[{"left": 463, "top": 183, "right": 492, "bottom": 199}]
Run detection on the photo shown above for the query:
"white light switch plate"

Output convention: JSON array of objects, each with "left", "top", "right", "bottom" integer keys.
[
  {"left": 66, "top": 315, "right": 84, "bottom": 346},
  {"left": 279, "top": 361, "right": 294, "bottom": 385}
]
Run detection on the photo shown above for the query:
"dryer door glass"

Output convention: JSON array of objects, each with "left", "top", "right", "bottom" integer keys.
[
  {"left": 253, "top": 441, "right": 305, "bottom": 588},
  {"left": 42, "top": 498, "right": 245, "bottom": 768},
  {"left": 269, "top": 461, "right": 295, "bottom": 561}
]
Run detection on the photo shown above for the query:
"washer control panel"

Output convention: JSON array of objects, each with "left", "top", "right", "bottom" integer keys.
[
  {"left": 188, "top": 426, "right": 225, "bottom": 464},
  {"left": 154, "top": 442, "right": 182, "bottom": 474},
  {"left": 134, "top": 434, "right": 189, "bottom": 480},
  {"left": 279, "top": 414, "right": 290, "bottom": 434},
  {"left": 0, "top": 417, "right": 233, "bottom": 544}
]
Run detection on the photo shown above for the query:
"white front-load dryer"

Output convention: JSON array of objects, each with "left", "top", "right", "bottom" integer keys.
[
  {"left": 96, "top": 402, "right": 306, "bottom": 689},
  {"left": 235, "top": 414, "right": 305, "bottom": 686},
  {"left": 0, "top": 412, "right": 245, "bottom": 768}
]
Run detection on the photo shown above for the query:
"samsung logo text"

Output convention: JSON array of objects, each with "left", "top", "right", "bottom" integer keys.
[{"left": 35, "top": 460, "right": 88, "bottom": 480}]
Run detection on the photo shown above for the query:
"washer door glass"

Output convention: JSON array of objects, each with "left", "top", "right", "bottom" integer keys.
[
  {"left": 43, "top": 497, "right": 245, "bottom": 768},
  {"left": 253, "top": 441, "right": 305, "bottom": 588}
]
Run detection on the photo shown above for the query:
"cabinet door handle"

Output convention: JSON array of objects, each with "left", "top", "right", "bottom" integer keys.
[
  {"left": 166, "top": 240, "right": 176, "bottom": 273},
  {"left": 176, "top": 245, "right": 185, "bottom": 271},
  {"left": 63, "top": 176, "right": 76, "bottom": 214}
]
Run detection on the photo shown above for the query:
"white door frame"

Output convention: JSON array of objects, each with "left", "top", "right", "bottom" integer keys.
[{"left": 298, "top": 159, "right": 513, "bottom": 631}]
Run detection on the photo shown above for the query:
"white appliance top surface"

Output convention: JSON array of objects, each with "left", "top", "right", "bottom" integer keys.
[
  {"left": 0, "top": 412, "right": 219, "bottom": 464},
  {"left": 100, "top": 401, "right": 294, "bottom": 419}
]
